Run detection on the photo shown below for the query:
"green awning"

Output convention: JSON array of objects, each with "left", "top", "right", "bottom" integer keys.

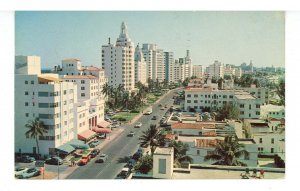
[
  {"left": 68, "top": 139, "right": 90, "bottom": 149},
  {"left": 56, "top": 144, "right": 75, "bottom": 154}
]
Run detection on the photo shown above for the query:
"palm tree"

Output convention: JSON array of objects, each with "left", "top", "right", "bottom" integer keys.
[
  {"left": 101, "top": 82, "right": 110, "bottom": 97},
  {"left": 204, "top": 135, "right": 249, "bottom": 166},
  {"left": 25, "top": 118, "right": 48, "bottom": 158},
  {"left": 139, "top": 125, "right": 165, "bottom": 154},
  {"left": 169, "top": 140, "right": 193, "bottom": 167}
]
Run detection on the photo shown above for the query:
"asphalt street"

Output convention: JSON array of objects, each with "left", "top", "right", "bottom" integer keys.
[{"left": 66, "top": 89, "right": 178, "bottom": 179}]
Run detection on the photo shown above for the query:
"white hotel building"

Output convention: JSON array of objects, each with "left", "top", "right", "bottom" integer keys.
[
  {"left": 184, "top": 87, "right": 262, "bottom": 119},
  {"left": 102, "top": 22, "right": 135, "bottom": 92},
  {"left": 15, "top": 56, "right": 77, "bottom": 156},
  {"left": 134, "top": 44, "right": 147, "bottom": 85}
]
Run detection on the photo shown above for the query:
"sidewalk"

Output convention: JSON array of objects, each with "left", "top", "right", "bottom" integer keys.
[{"left": 53, "top": 127, "right": 125, "bottom": 179}]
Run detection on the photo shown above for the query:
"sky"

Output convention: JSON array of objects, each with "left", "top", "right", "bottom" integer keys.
[{"left": 15, "top": 11, "right": 285, "bottom": 68}]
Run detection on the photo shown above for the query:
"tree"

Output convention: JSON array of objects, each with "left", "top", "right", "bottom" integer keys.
[
  {"left": 217, "top": 78, "right": 224, "bottom": 89},
  {"left": 139, "top": 124, "right": 165, "bottom": 154},
  {"left": 101, "top": 82, "right": 110, "bottom": 97},
  {"left": 204, "top": 135, "right": 249, "bottom": 166},
  {"left": 134, "top": 155, "right": 153, "bottom": 174},
  {"left": 276, "top": 79, "right": 285, "bottom": 105},
  {"left": 215, "top": 103, "right": 240, "bottom": 121},
  {"left": 169, "top": 140, "right": 193, "bottom": 167},
  {"left": 25, "top": 118, "right": 48, "bottom": 157}
]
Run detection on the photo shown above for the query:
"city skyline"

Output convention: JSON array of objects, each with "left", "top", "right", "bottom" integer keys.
[{"left": 15, "top": 11, "right": 285, "bottom": 69}]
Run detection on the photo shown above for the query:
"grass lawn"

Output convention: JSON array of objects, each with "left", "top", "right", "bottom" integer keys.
[
  {"left": 112, "top": 112, "right": 140, "bottom": 121},
  {"left": 146, "top": 93, "right": 161, "bottom": 104}
]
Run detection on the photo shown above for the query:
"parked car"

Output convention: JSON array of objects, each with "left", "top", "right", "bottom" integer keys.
[
  {"left": 95, "top": 154, "right": 108, "bottom": 163},
  {"left": 15, "top": 167, "right": 29, "bottom": 177},
  {"left": 164, "top": 105, "right": 168, "bottom": 108},
  {"left": 134, "top": 122, "right": 142, "bottom": 128},
  {"left": 115, "top": 167, "right": 131, "bottom": 179},
  {"left": 128, "top": 131, "right": 135, "bottom": 137},
  {"left": 160, "top": 107, "right": 164, "bottom": 110},
  {"left": 144, "top": 110, "right": 152, "bottom": 115},
  {"left": 97, "top": 133, "right": 106, "bottom": 139},
  {"left": 89, "top": 140, "right": 100, "bottom": 148},
  {"left": 158, "top": 104, "right": 163, "bottom": 107},
  {"left": 151, "top": 116, "right": 157, "bottom": 120},
  {"left": 45, "top": 156, "right": 63, "bottom": 165},
  {"left": 79, "top": 155, "right": 91, "bottom": 165},
  {"left": 19, "top": 155, "right": 35, "bottom": 163},
  {"left": 90, "top": 149, "right": 100, "bottom": 158},
  {"left": 16, "top": 167, "right": 40, "bottom": 179}
]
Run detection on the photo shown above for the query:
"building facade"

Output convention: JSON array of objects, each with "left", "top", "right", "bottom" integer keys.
[
  {"left": 102, "top": 22, "right": 135, "bottom": 92},
  {"left": 134, "top": 44, "right": 147, "bottom": 85},
  {"left": 207, "top": 60, "right": 224, "bottom": 79},
  {"left": 15, "top": 56, "right": 77, "bottom": 156},
  {"left": 192, "top": 65, "right": 203, "bottom": 78},
  {"left": 184, "top": 87, "right": 261, "bottom": 119}
]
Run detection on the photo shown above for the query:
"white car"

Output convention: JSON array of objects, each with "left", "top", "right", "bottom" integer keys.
[
  {"left": 15, "top": 167, "right": 29, "bottom": 177},
  {"left": 144, "top": 110, "right": 152, "bottom": 115},
  {"left": 134, "top": 122, "right": 142, "bottom": 128},
  {"left": 16, "top": 167, "right": 40, "bottom": 179}
]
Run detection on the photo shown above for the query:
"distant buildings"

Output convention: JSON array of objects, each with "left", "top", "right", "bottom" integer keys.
[
  {"left": 134, "top": 45, "right": 147, "bottom": 85},
  {"left": 192, "top": 65, "right": 203, "bottom": 78},
  {"left": 207, "top": 60, "right": 224, "bottom": 79},
  {"left": 102, "top": 22, "right": 135, "bottom": 92}
]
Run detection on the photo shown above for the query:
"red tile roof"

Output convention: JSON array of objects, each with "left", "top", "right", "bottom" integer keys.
[
  {"left": 171, "top": 122, "right": 215, "bottom": 129},
  {"left": 63, "top": 75, "right": 97, "bottom": 79},
  {"left": 203, "top": 130, "right": 217, "bottom": 137},
  {"left": 165, "top": 134, "right": 176, "bottom": 140}
]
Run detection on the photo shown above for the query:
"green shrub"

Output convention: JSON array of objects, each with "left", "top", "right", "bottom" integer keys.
[{"left": 118, "top": 117, "right": 127, "bottom": 121}]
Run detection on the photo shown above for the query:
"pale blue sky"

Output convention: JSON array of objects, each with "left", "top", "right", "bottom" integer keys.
[{"left": 15, "top": 11, "right": 285, "bottom": 68}]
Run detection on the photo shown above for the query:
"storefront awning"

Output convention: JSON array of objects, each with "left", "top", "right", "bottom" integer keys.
[
  {"left": 93, "top": 126, "right": 112, "bottom": 133},
  {"left": 78, "top": 129, "right": 96, "bottom": 141},
  {"left": 97, "top": 121, "right": 110, "bottom": 128},
  {"left": 68, "top": 139, "right": 89, "bottom": 149},
  {"left": 56, "top": 143, "right": 75, "bottom": 154}
]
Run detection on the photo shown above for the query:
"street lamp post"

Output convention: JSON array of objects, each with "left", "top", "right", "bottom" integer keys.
[{"left": 57, "top": 151, "right": 60, "bottom": 179}]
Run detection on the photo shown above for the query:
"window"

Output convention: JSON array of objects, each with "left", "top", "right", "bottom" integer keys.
[
  {"left": 271, "top": 138, "right": 274, "bottom": 144},
  {"left": 256, "top": 111, "right": 260, "bottom": 115},
  {"left": 187, "top": 94, "right": 191, "bottom": 98},
  {"left": 25, "top": 113, "right": 29, "bottom": 117},
  {"left": 249, "top": 104, "right": 251, "bottom": 109},
  {"left": 25, "top": 102, "right": 29, "bottom": 106},
  {"left": 38, "top": 92, "right": 49, "bottom": 97},
  {"left": 194, "top": 94, "right": 198, "bottom": 98},
  {"left": 56, "top": 135, "right": 60, "bottom": 140},
  {"left": 25, "top": 81, "right": 28, "bottom": 84},
  {"left": 64, "top": 101, "right": 67, "bottom": 105},
  {"left": 229, "top": 95, "right": 233, "bottom": 99},
  {"left": 158, "top": 159, "right": 166, "bottom": 174},
  {"left": 271, "top": 148, "right": 274, "bottom": 153},
  {"left": 38, "top": 103, "right": 49, "bottom": 108},
  {"left": 194, "top": 100, "right": 198, "bottom": 103},
  {"left": 81, "top": 80, "right": 85, "bottom": 84},
  {"left": 81, "top": 93, "right": 85, "bottom": 97},
  {"left": 256, "top": 104, "right": 260, "bottom": 108},
  {"left": 244, "top": 154, "right": 250, "bottom": 160},
  {"left": 259, "top": 138, "right": 263, "bottom": 143},
  {"left": 81, "top": 87, "right": 85, "bottom": 90},
  {"left": 64, "top": 111, "right": 67, "bottom": 115},
  {"left": 31, "top": 81, "right": 34, "bottom": 84},
  {"left": 240, "top": 104, "right": 244, "bottom": 108},
  {"left": 223, "top": 95, "right": 227, "bottom": 98},
  {"left": 63, "top": 90, "right": 67, "bottom": 95},
  {"left": 25, "top": 91, "right": 28, "bottom": 95},
  {"left": 197, "top": 150, "right": 200, "bottom": 155},
  {"left": 187, "top": 100, "right": 191, "bottom": 103}
]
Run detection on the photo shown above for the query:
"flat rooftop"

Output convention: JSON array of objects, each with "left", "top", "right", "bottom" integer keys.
[
  {"left": 172, "top": 168, "right": 284, "bottom": 179},
  {"left": 154, "top": 147, "right": 173, "bottom": 155}
]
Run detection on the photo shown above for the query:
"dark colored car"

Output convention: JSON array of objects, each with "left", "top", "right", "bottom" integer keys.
[
  {"left": 45, "top": 157, "right": 63, "bottom": 165},
  {"left": 151, "top": 116, "right": 157, "bottom": 120},
  {"left": 115, "top": 168, "right": 131, "bottom": 179},
  {"left": 95, "top": 154, "right": 108, "bottom": 163},
  {"left": 90, "top": 149, "right": 100, "bottom": 158},
  {"left": 89, "top": 140, "right": 100, "bottom": 148},
  {"left": 19, "top": 155, "right": 35, "bottom": 163}
]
